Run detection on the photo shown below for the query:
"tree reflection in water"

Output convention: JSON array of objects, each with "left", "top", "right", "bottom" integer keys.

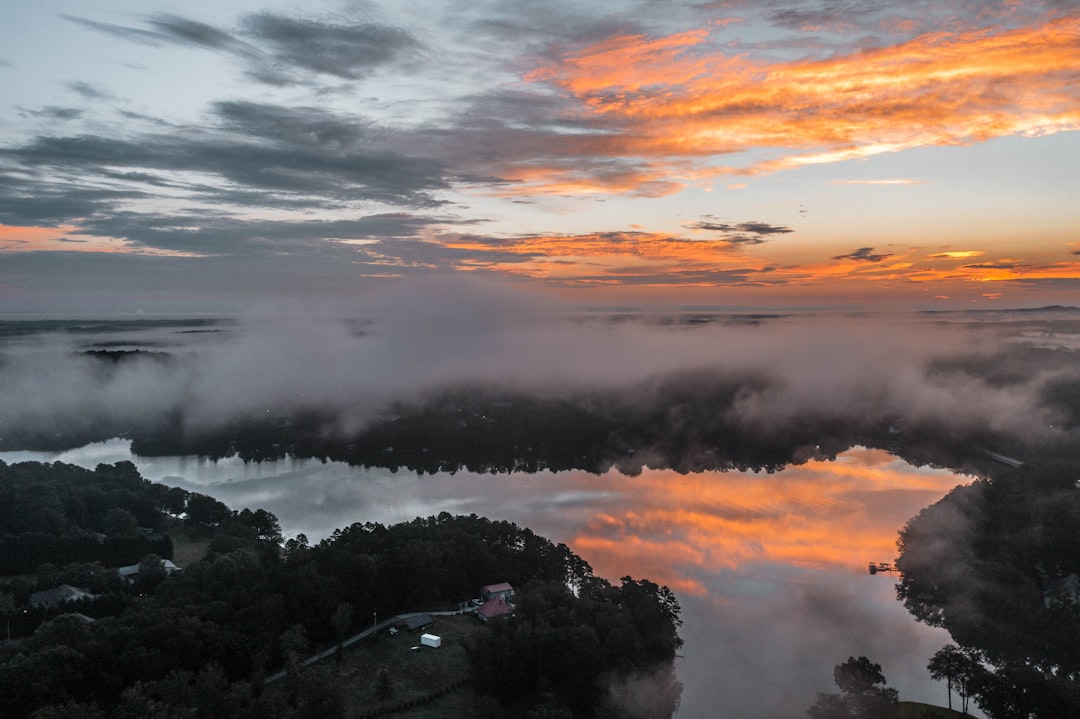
[{"left": 1, "top": 442, "right": 969, "bottom": 719}]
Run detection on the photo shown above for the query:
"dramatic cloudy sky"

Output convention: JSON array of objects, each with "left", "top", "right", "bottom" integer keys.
[{"left": 2, "top": 0, "right": 1079, "bottom": 313}]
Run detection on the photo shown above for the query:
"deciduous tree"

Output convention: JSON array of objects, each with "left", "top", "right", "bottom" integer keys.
[{"left": 807, "top": 656, "right": 899, "bottom": 718}]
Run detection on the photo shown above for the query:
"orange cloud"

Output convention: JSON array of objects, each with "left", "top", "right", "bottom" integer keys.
[
  {"left": 0, "top": 223, "right": 199, "bottom": 256},
  {"left": 0, "top": 224, "right": 84, "bottom": 251},
  {"left": 520, "top": 10, "right": 1080, "bottom": 193},
  {"left": 441, "top": 231, "right": 1080, "bottom": 291},
  {"left": 442, "top": 230, "right": 769, "bottom": 285}
]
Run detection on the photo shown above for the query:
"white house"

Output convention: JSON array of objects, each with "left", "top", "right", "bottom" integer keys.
[
  {"left": 117, "top": 558, "right": 180, "bottom": 582},
  {"left": 29, "top": 584, "right": 95, "bottom": 610}
]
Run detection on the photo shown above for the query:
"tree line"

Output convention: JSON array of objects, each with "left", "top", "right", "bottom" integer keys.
[
  {"left": 895, "top": 462, "right": 1080, "bottom": 717},
  {"left": 0, "top": 461, "right": 683, "bottom": 718}
]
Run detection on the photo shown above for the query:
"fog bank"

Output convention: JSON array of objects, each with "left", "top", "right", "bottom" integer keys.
[{"left": 1, "top": 278, "right": 1076, "bottom": 467}]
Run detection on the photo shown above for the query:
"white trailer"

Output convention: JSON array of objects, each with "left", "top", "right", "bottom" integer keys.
[{"left": 420, "top": 633, "right": 441, "bottom": 648}]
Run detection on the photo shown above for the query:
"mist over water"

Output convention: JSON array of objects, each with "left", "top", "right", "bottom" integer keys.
[
  {"left": 1, "top": 278, "right": 1075, "bottom": 457},
  {"left": 2, "top": 440, "right": 964, "bottom": 718},
  {"left": 2, "top": 280, "right": 1074, "bottom": 716}
]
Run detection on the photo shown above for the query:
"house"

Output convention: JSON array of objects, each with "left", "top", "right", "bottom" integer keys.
[
  {"left": 481, "top": 582, "right": 514, "bottom": 602},
  {"left": 29, "top": 584, "right": 95, "bottom": 610},
  {"left": 476, "top": 596, "right": 514, "bottom": 623},
  {"left": 117, "top": 558, "right": 180, "bottom": 582}
]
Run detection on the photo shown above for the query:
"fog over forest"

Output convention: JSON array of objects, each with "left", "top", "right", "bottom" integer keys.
[
  {"left": 2, "top": 278, "right": 1079, "bottom": 472},
  {"left": 3, "top": 279, "right": 1080, "bottom": 718}
]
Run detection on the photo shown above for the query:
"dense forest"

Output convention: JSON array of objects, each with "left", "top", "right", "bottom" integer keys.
[
  {"left": 0, "top": 460, "right": 683, "bottom": 718},
  {"left": 895, "top": 463, "right": 1080, "bottom": 718},
  {"left": 0, "top": 460, "right": 178, "bottom": 576}
]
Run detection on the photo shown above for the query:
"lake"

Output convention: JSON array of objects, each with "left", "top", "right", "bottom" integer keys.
[{"left": 1, "top": 439, "right": 966, "bottom": 718}]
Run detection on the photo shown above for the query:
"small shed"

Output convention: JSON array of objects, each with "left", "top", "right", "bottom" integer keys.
[{"left": 420, "top": 633, "right": 442, "bottom": 648}]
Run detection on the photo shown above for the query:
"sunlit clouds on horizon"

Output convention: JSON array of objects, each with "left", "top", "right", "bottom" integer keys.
[{"left": 1, "top": 1, "right": 1078, "bottom": 313}]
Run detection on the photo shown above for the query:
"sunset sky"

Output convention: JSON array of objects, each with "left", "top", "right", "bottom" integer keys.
[{"left": 2, "top": 0, "right": 1079, "bottom": 313}]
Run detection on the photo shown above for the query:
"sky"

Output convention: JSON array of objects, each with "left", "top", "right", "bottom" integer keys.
[{"left": 2, "top": 0, "right": 1079, "bottom": 314}]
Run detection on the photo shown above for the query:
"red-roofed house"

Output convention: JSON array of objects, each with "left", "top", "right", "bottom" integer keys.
[
  {"left": 476, "top": 596, "right": 514, "bottom": 623},
  {"left": 481, "top": 582, "right": 514, "bottom": 602}
]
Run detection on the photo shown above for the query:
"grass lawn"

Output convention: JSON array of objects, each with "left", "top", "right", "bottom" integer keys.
[
  {"left": 166, "top": 525, "right": 212, "bottom": 567},
  {"left": 300, "top": 614, "right": 486, "bottom": 718}
]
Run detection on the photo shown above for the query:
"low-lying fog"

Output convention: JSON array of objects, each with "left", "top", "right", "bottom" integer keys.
[
  {"left": 1, "top": 277, "right": 1077, "bottom": 462},
  {"left": 3, "top": 278, "right": 1077, "bottom": 717}
]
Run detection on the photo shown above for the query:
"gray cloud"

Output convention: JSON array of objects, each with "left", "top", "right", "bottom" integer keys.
[
  {"left": 459, "top": 0, "right": 646, "bottom": 55},
  {"left": 401, "top": 93, "right": 674, "bottom": 196},
  {"left": 62, "top": 15, "right": 166, "bottom": 45},
  {"left": 0, "top": 97, "right": 452, "bottom": 235},
  {"left": 685, "top": 219, "right": 795, "bottom": 246},
  {"left": 68, "top": 11, "right": 420, "bottom": 87},
  {"left": 360, "top": 236, "right": 535, "bottom": 272},
  {"left": 0, "top": 172, "right": 150, "bottom": 227},
  {"left": 241, "top": 12, "right": 420, "bottom": 82},
  {"left": 10, "top": 131, "right": 446, "bottom": 207},
  {"left": 66, "top": 81, "right": 112, "bottom": 100},
  {"left": 768, "top": 1, "right": 879, "bottom": 32},
  {"left": 24, "top": 106, "right": 84, "bottom": 120},
  {"left": 76, "top": 212, "right": 456, "bottom": 256},
  {"left": 147, "top": 14, "right": 254, "bottom": 52},
  {"left": 832, "top": 246, "right": 892, "bottom": 262},
  {"left": 963, "top": 262, "right": 1018, "bottom": 270},
  {"left": 212, "top": 101, "right": 368, "bottom": 148}
]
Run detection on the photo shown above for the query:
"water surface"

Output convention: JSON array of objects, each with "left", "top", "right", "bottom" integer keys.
[{"left": 2, "top": 441, "right": 965, "bottom": 718}]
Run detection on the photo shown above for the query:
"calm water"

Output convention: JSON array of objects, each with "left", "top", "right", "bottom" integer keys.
[{"left": 2, "top": 440, "right": 966, "bottom": 718}]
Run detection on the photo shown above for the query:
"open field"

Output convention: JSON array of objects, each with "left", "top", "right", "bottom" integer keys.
[
  {"left": 285, "top": 614, "right": 486, "bottom": 718},
  {"left": 166, "top": 524, "right": 212, "bottom": 567}
]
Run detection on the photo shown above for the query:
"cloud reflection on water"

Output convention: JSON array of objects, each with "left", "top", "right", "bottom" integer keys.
[
  {"left": 566, "top": 449, "right": 966, "bottom": 596},
  {"left": 0, "top": 441, "right": 967, "bottom": 718}
]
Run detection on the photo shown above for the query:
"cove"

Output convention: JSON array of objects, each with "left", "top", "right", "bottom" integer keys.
[{"left": 1, "top": 440, "right": 968, "bottom": 718}]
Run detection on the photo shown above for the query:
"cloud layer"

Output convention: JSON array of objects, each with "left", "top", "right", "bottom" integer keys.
[
  {"left": 1, "top": 279, "right": 1075, "bottom": 462},
  {"left": 2, "top": 1, "right": 1078, "bottom": 310}
]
